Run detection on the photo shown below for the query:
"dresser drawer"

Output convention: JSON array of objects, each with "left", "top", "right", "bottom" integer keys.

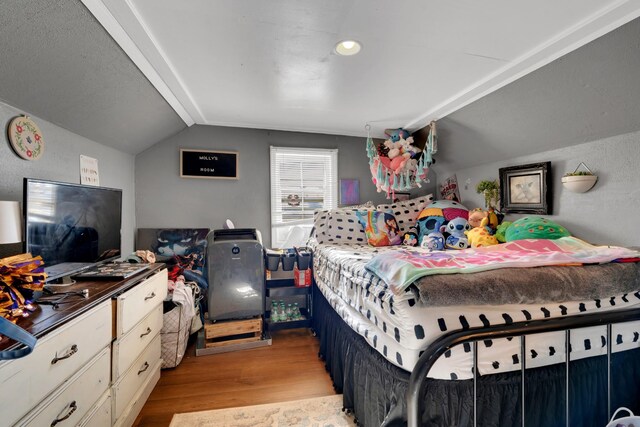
[
  {"left": 0, "top": 301, "right": 112, "bottom": 426},
  {"left": 115, "top": 269, "right": 167, "bottom": 337},
  {"left": 112, "top": 334, "right": 161, "bottom": 420},
  {"left": 17, "top": 347, "right": 110, "bottom": 427},
  {"left": 112, "top": 304, "right": 163, "bottom": 381},
  {"left": 113, "top": 361, "right": 161, "bottom": 427},
  {"left": 79, "top": 391, "right": 111, "bottom": 427}
]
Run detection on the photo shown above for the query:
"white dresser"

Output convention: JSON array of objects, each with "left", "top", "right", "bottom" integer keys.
[
  {"left": 0, "top": 266, "right": 167, "bottom": 427},
  {"left": 111, "top": 270, "right": 166, "bottom": 427}
]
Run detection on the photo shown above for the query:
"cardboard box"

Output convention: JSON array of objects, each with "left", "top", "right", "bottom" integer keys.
[{"left": 293, "top": 266, "right": 312, "bottom": 287}]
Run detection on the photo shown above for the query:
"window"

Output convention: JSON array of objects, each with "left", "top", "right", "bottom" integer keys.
[{"left": 270, "top": 147, "right": 338, "bottom": 248}]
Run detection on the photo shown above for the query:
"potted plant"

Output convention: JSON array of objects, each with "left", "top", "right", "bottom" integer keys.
[
  {"left": 561, "top": 163, "right": 597, "bottom": 193},
  {"left": 476, "top": 179, "right": 500, "bottom": 210}
]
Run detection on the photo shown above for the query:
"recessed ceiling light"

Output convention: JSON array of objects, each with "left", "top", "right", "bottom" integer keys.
[{"left": 335, "top": 40, "right": 361, "bottom": 56}]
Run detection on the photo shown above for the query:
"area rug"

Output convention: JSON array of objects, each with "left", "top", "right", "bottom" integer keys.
[{"left": 169, "top": 394, "right": 354, "bottom": 427}]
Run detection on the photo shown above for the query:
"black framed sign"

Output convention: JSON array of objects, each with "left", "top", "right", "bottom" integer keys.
[
  {"left": 180, "top": 149, "right": 238, "bottom": 179},
  {"left": 499, "top": 161, "right": 551, "bottom": 214}
]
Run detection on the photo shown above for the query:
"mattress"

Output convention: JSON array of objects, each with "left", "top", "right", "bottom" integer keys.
[{"left": 312, "top": 242, "right": 640, "bottom": 379}]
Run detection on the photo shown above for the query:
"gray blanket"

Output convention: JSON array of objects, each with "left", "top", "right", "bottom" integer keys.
[{"left": 413, "top": 262, "right": 640, "bottom": 306}]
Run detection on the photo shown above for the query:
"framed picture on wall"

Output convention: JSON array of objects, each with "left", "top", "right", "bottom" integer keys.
[
  {"left": 339, "top": 179, "right": 360, "bottom": 206},
  {"left": 499, "top": 161, "right": 551, "bottom": 214}
]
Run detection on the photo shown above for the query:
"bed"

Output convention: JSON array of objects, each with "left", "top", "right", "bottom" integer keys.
[{"left": 309, "top": 200, "right": 640, "bottom": 427}]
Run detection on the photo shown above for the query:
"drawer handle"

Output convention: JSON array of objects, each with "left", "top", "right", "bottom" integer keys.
[
  {"left": 144, "top": 292, "right": 156, "bottom": 301},
  {"left": 140, "top": 327, "right": 152, "bottom": 338},
  {"left": 50, "top": 400, "right": 77, "bottom": 426},
  {"left": 138, "top": 361, "right": 150, "bottom": 375},
  {"left": 51, "top": 345, "right": 78, "bottom": 365}
]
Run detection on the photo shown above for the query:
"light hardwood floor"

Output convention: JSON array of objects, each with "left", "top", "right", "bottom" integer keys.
[{"left": 133, "top": 329, "right": 336, "bottom": 426}]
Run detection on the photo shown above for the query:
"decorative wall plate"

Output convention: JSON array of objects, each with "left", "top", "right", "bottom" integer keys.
[{"left": 7, "top": 116, "right": 44, "bottom": 160}]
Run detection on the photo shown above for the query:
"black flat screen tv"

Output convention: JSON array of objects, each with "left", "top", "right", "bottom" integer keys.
[{"left": 23, "top": 178, "right": 123, "bottom": 281}]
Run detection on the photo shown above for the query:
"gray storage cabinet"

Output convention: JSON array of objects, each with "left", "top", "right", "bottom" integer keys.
[{"left": 207, "top": 229, "right": 265, "bottom": 321}]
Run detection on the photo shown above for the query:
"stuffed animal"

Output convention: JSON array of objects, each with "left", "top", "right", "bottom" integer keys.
[
  {"left": 494, "top": 221, "right": 512, "bottom": 243},
  {"left": 466, "top": 218, "right": 499, "bottom": 247},
  {"left": 415, "top": 215, "right": 446, "bottom": 245},
  {"left": 377, "top": 142, "right": 390, "bottom": 158},
  {"left": 415, "top": 200, "right": 469, "bottom": 244},
  {"left": 468, "top": 208, "right": 488, "bottom": 229},
  {"left": 443, "top": 217, "right": 471, "bottom": 249},
  {"left": 403, "top": 229, "right": 419, "bottom": 246},
  {"left": 505, "top": 216, "right": 570, "bottom": 242},
  {"left": 387, "top": 136, "right": 422, "bottom": 174},
  {"left": 399, "top": 136, "right": 421, "bottom": 158},
  {"left": 421, "top": 231, "right": 445, "bottom": 251},
  {"left": 486, "top": 207, "right": 500, "bottom": 231},
  {"left": 384, "top": 139, "right": 402, "bottom": 159},
  {"left": 385, "top": 128, "right": 411, "bottom": 142}
]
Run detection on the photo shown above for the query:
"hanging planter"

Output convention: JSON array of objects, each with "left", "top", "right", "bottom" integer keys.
[
  {"left": 366, "top": 122, "right": 437, "bottom": 200},
  {"left": 561, "top": 162, "right": 598, "bottom": 193}
]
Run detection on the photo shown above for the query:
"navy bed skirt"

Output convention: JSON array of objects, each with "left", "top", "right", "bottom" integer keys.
[{"left": 312, "top": 285, "right": 640, "bottom": 427}]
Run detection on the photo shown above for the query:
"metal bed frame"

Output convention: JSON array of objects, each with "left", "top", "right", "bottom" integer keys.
[{"left": 407, "top": 307, "right": 640, "bottom": 427}]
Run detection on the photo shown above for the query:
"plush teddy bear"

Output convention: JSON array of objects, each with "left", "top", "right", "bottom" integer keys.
[
  {"left": 384, "top": 139, "right": 402, "bottom": 159},
  {"left": 442, "top": 217, "right": 471, "bottom": 249},
  {"left": 468, "top": 208, "right": 488, "bottom": 229}
]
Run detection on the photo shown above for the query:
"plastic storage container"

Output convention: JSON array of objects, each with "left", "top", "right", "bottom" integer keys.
[
  {"left": 295, "top": 246, "right": 312, "bottom": 270},
  {"left": 265, "top": 250, "right": 281, "bottom": 271},
  {"left": 281, "top": 249, "right": 296, "bottom": 271}
]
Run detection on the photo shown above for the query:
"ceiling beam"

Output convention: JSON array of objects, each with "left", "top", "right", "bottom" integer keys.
[
  {"left": 404, "top": 0, "right": 640, "bottom": 131},
  {"left": 81, "top": 0, "right": 202, "bottom": 126}
]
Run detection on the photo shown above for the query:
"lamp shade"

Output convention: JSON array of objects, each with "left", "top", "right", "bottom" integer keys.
[{"left": 0, "top": 201, "right": 22, "bottom": 244}]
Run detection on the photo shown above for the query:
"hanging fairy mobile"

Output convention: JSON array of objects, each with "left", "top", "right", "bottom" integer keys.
[{"left": 366, "top": 121, "right": 437, "bottom": 200}]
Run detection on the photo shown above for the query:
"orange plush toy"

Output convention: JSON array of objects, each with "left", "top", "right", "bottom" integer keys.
[{"left": 468, "top": 208, "right": 488, "bottom": 229}]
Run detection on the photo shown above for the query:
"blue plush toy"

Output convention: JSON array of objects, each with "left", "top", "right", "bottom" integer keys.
[
  {"left": 443, "top": 217, "right": 471, "bottom": 250},
  {"left": 421, "top": 231, "right": 445, "bottom": 251},
  {"left": 416, "top": 215, "right": 447, "bottom": 245},
  {"left": 384, "top": 128, "right": 411, "bottom": 142}
]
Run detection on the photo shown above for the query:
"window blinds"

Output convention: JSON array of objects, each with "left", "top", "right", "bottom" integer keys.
[{"left": 270, "top": 147, "right": 338, "bottom": 248}]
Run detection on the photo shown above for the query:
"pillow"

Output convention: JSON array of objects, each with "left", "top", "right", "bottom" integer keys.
[
  {"left": 313, "top": 206, "right": 374, "bottom": 244},
  {"left": 323, "top": 209, "right": 370, "bottom": 244},
  {"left": 343, "top": 201, "right": 374, "bottom": 209},
  {"left": 376, "top": 194, "right": 434, "bottom": 234},
  {"left": 355, "top": 210, "right": 402, "bottom": 247},
  {"left": 312, "top": 209, "right": 331, "bottom": 243},
  {"left": 505, "top": 216, "right": 571, "bottom": 242}
]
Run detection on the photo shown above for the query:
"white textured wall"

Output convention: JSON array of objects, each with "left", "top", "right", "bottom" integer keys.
[
  {"left": 135, "top": 125, "right": 437, "bottom": 248},
  {"left": 0, "top": 100, "right": 136, "bottom": 258},
  {"left": 436, "top": 130, "right": 640, "bottom": 246}
]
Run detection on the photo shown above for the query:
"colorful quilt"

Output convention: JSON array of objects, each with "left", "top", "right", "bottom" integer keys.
[{"left": 365, "top": 237, "right": 640, "bottom": 292}]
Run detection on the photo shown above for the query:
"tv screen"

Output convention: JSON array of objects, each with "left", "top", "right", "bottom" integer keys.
[{"left": 23, "top": 178, "right": 123, "bottom": 280}]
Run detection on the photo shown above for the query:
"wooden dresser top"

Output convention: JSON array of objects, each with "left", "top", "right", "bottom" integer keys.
[{"left": 1, "top": 263, "right": 165, "bottom": 352}]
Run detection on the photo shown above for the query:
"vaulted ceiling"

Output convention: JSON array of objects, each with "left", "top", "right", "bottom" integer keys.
[{"left": 1, "top": 1, "right": 639, "bottom": 156}]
